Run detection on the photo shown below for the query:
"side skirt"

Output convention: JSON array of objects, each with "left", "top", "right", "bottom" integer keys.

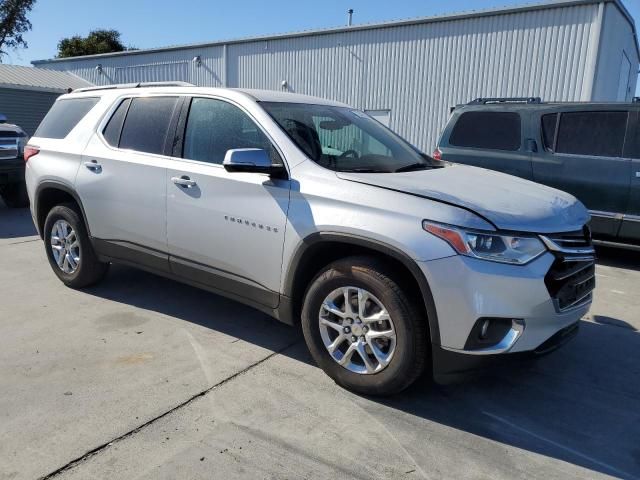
[{"left": 91, "top": 238, "right": 293, "bottom": 324}]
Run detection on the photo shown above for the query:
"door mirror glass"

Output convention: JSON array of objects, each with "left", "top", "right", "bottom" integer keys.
[{"left": 223, "top": 148, "right": 283, "bottom": 175}]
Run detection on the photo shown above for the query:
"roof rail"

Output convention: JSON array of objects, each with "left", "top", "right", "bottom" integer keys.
[
  {"left": 468, "top": 97, "right": 542, "bottom": 105},
  {"left": 72, "top": 81, "right": 195, "bottom": 93}
]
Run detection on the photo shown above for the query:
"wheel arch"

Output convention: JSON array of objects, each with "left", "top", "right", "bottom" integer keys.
[
  {"left": 281, "top": 232, "right": 441, "bottom": 346},
  {"left": 34, "top": 181, "right": 90, "bottom": 239}
]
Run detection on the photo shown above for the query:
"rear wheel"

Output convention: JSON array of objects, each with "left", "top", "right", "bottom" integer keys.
[
  {"left": 43, "top": 203, "right": 109, "bottom": 288},
  {"left": 0, "top": 182, "right": 29, "bottom": 208},
  {"left": 301, "top": 256, "right": 429, "bottom": 395}
]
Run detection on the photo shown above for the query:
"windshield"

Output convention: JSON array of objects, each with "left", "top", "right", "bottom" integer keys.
[{"left": 261, "top": 102, "right": 439, "bottom": 173}]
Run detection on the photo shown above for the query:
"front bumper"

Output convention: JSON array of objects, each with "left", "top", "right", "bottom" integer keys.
[{"left": 419, "top": 252, "right": 591, "bottom": 380}]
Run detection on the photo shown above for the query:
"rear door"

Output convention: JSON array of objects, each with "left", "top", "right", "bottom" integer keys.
[
  {"left": 76, "top": 95, "right": 182, "bottom": 266},
  {"left": 531, "top": 108, "right": 632, "bottom": 238},
  {"left": 620, "top": 108, "right": 640, "bottom": 243},
  {"left": 440, "top": 109, "right": 534, "bottom": 180}
]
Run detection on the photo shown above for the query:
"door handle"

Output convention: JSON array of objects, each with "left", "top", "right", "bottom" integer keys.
[
  {"left": 84, "top": 160, "right": 102, "bottom": 172},
  {"left": 171, "top": 175, "right": 197, "bottom": 188},
  {"left": 525, "top": 139, "right": 538, "bottom": 153}
]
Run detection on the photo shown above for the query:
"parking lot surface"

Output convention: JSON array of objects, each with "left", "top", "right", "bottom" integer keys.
[{"left": 1, "top": 201, "right": 639, "bottom": 480}]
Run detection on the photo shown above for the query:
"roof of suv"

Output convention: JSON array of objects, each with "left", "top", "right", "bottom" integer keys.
[
  {"left": 66, "top": 84, "right": 348, "bottom": 108},
  {"left": 455, "top": 98, "right": 640, "bottom": 111}
]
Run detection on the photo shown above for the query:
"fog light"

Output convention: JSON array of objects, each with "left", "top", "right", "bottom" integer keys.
[{"left": 480, "top": 319, "right": 490, "bottom": 339}]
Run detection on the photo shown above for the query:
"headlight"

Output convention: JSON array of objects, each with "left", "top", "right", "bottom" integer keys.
[{"left": 423, "top": 221, "right": 547, "bottom": 265}]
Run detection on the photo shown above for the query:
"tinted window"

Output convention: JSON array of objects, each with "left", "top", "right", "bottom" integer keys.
[
  {"left": 119, "top": 97, "right": 179, "bottom": 155},
  {"left": 541, "top": 113, "right": 558, "bottom": 150},
  {"left": 627, "top": 118, "right": 640, "bottom": 159},
  {"left": 102, "top": 98, "right": 131, "bottom": 147},
  {"left": 556, "top": 111, "right": 628, "bottom": 158},
  {"left": 449, "top": 111, "right": 521, "bottom": 151},
  {"left": 34, "top": 97, "right": 99, "bottom": 139},
  {"left": 183, "top": 98, "right": 274, "bottom": 165}
]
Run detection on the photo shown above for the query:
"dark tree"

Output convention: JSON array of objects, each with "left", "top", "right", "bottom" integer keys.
[
  {"left": 0, "top": 0, "right": 36, "bottom": 60},
  {"left": 57, "top": 29, "right": 129, "bottom": 58}
]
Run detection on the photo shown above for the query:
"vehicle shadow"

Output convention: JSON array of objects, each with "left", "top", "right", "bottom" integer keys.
[
  {"left": 0, "top": 201, "right": 37, "bottom": 239},
  {"left": 382, "top": 320, "right": 640, "bottom": 479},
  {"left": 85, "top": 264, "right": 640, "bottom": 479}
]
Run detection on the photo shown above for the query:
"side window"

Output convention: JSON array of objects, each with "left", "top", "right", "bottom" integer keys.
[
  {"left": 34, "top": 97, "right": 100, "bottom": 139},
  {"left": 627, "top": 115, "right": 640, "bottom": 159},
  {"left": 449, "top": 111, "right": 521, "bottom": 151},
  {"left": 183, "top": 98, "right": 274, "bottom": 165},
  {"left": 556, "top": 111, "right": 628, "bottom": 158},
  {"left": 119, "top": 97, "right": 179, "bottom": 155},
  {"left": 102, "top": 98, "right": 131, "bottom": 147},
  {"left": 541, "top": 113, "right": 558, "bottom": 151}
]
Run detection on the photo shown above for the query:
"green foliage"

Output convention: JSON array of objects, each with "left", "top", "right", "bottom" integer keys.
[
  {"left": 57, "top": 29, "right": 132, "bottom": 58},
  {"left": 0, "top": 0, "right": 36, "bottom": 60}
]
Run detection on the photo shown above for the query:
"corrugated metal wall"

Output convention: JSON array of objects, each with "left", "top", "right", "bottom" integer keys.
[
  {"left": 35, "top": 1, "right": 631, "bottom": 151},
  {"left": 0, "top": 88, "right": 59, "bottom": 136}
]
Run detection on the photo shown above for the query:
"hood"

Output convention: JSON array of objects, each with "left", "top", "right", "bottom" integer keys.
[{"left": 337, "top": 165, "right": 589, "bottom": 233}]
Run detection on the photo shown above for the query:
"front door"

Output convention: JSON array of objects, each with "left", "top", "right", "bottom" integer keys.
[
  {"left": 532, "top": 109, "right": 632, "bottom": 238},
  {"left": 165, "top": 97, "right": 290, "bottom": 308}
]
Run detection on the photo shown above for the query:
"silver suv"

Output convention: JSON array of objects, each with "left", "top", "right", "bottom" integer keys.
[{"left": 25, "top": 83, "right": 595, "bottom": 395}]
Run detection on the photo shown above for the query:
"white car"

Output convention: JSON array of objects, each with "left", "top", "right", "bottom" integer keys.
[{"left": 25, "top": 83, "right": 594, "bottom": 395}]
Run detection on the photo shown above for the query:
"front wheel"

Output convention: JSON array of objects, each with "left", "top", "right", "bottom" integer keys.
[
  {"left": 43, "top": 203, "right": 109, "bottom": 288},
  {"left": 301, "top": 256, "right": 429, "bottom": 395}
]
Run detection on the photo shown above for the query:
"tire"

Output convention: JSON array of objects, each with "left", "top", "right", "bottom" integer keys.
[
  {"left": 43, "top": 203, "right": 109, "bottom": 288},
  {"left": 0, "top": 182, "right": 29, "bottom": 208},
  {"left": 301, "top": 256, "right": 429, "bottom": 396}
]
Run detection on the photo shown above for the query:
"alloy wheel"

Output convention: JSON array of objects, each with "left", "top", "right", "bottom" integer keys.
[{"left": 318, "top": 286, "right": 397, "bottom": 374}]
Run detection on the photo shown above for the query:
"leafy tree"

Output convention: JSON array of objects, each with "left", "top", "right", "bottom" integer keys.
[
  {"left": 0, "top": 0, "right": 36, "bottom": 61},
  {"left": 57, "top": 29, "right": 131, "bottom": 58}
]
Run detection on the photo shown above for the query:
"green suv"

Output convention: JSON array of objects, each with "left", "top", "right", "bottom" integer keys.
[{"left": 435, "top": 98, "right": 640, "bottom": 246}]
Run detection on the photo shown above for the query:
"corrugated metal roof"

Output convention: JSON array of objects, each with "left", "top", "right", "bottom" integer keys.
[
  {"left": 32, "top": 0, "right": 638, "bottom": 64},
  {"left": 0, "top": 64, "right": 92, "bottom": 92}
]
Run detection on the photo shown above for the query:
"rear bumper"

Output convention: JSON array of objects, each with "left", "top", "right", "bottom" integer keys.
[{"left": 0, "top": 159, "right": 25, "bottom": 185}]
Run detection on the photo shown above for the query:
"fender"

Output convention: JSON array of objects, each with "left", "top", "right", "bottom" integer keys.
[
  {"left": 282, "top": 232, "right": 441, "bottom": 346},
  {"left": 34, "top": 180, "right": 91, "bottom": 239}
]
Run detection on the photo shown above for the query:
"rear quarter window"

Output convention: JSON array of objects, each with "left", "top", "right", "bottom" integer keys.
[
  {"left": 555, "top": 111, "right": 628, "bottom": 158},
  {"left": 449, "top": 111, "right": 521, "bottom": 151},
  {"left": 34, "top": 97, "right": 100, "bottom": 139}
]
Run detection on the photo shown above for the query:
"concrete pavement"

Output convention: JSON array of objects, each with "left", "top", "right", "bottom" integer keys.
[{"left": 0, "top": 203, "right": 638, "bottom": 480}]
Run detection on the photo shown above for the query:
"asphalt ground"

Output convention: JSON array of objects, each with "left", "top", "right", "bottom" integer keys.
[{"left": 1, "top": 200, "right": 638, "bottom": 480}]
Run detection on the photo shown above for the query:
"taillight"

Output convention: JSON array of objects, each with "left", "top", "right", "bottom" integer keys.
[
  {"left": 23, "top": 146, "right": 39, "bottom": 162},
  {"left": 432, "top": 148, "right": 442, "bottom": 161}
]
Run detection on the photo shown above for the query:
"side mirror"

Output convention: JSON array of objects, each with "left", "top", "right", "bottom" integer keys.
[{"left": 223, "top": 148, "right": 285, "bottom": 176}]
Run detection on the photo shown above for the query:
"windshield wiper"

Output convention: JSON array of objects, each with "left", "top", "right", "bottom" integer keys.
[
  {"left": 394, "top": 163, "right": 430, "bottom": 173},
  {"left": 339, "top": 168, "right": 389, "bottom": 173}
]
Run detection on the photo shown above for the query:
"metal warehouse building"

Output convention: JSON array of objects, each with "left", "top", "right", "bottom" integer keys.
[
  {"left": 0, "top": 65, "right": 91, "bottom": 135},
  {"left": 33, "top": 0, "right": 639, "bottom": 152}
]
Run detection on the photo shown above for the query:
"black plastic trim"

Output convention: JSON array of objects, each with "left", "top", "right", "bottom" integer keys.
[
  {"left": 92, "top": 238, "right": 280, "bottom": 313},
  {"left": 283, "top": 232, "right": 441, "bottom": 345},
  {"left": 34, "top": 181, "right": 91, "bottom": 239}
]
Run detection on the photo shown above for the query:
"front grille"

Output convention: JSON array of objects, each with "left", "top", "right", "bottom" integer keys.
[
  {"left": 0, "top": 131, "right": 22, "bottom": 138},
  {"left": 544, "top": 227, "right": 593, "bottom": 250},
  {"left": 0, "top": 140, "right": 18, "bottom": 160},
  {"left": 541, "top": 227, "right": 595, "bottom": 311}
]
